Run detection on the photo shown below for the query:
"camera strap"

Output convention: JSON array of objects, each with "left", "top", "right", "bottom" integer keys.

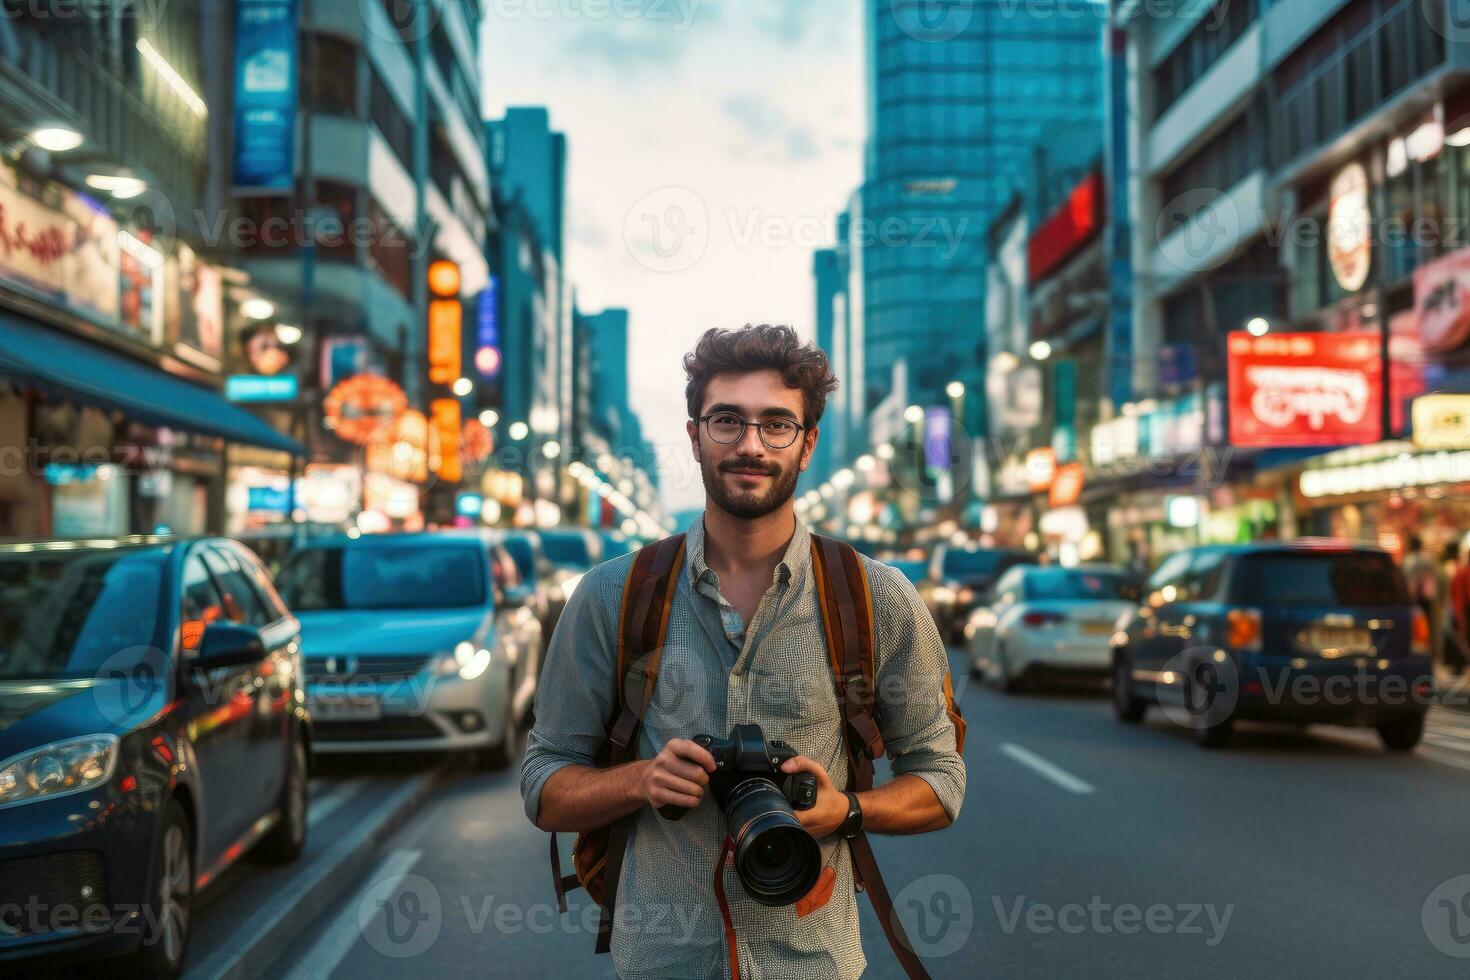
[{"left": 713, "top": 835, "right": 741, "bottom": 980}]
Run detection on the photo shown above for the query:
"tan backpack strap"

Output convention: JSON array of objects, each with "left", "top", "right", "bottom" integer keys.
[
  {"left": 596, "top": 533, "right": 686, "bottom": 954},
  {"left": 811, "top": 534, "right": 883, "bottom": 791},
  {"left": 813, "top": 534, "right": 934, "bottom": 980}
]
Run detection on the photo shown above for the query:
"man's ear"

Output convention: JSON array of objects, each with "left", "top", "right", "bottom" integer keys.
[
  {"left": 800, "top": 424, "right": 818, "bottom": 471},
  {"left": 687, "top": 418, "right": 701, "bottom": 462}
]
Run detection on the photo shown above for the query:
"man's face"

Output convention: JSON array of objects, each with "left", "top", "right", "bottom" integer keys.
[{"left": 687, "top": 368, "right": 817, "bottom": 521}]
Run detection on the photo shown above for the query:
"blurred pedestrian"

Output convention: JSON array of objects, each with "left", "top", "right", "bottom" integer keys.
[
  {"left": 1447, "top": 537, "right": 1470, "bottom": 675},
  {"left": 1402, "top": 533, "right": 1444, "bottom": 661}
]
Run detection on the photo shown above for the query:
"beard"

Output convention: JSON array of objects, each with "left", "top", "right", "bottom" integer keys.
[{"left": 701, "top": 452, "right": 801, "bottom": 520}]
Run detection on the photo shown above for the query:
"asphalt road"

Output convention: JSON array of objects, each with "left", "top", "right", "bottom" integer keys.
[{"left": 261, "top": 650, "right": 1470, "bottom": 978}]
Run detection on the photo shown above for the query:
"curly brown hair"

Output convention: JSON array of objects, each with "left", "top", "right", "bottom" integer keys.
[{"left": 683, "top": 324, "right": 839, "bottom": 426}]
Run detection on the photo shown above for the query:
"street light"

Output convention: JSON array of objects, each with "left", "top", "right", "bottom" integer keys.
[
  {"left": 30, "top": 126, "right": 84, "bottom": 152},
  {"left": 1246, "top": 316, "right": 1270, "bottom": 337},
  {"left": 1029, "top": 340, "right": 1053, "bottom": 361},
  {"left": 508, "top": 421, "right": 529, "bottom": 441},
  {"left": 241, "top": 298, "right": 275, "bottom": 320},
  {"left": 452, "top": 377, "right": 474, "bottom": 397},
  {"left": 478, "top": 409, "right": 499, "bottom": 427},
  {"left": 543, "top": 441, "right": 562, "bottom": 459},
  {"left": 945, "top": 381, "right": 965, "bottom": 399},
  {"left": 274, "top": 324, "right": 302, "bottom": 345},
  {"left": 904, "top": 404, "right": 924, "bottom": 424}
]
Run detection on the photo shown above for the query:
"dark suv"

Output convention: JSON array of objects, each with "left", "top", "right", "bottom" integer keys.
[{"left": 1111, "top": 542, "right": 1433, "bottom": 749}]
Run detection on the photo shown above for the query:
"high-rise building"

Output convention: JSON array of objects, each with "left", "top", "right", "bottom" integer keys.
[
  {"left": 582, "top": 308, "right": 632, "bottom": 446},
  {"left": 860, "top": 0, "right": 1105, "bottom": 410},
  {"left": 489, "top": 107, "right": 566, "bottom": 264}
]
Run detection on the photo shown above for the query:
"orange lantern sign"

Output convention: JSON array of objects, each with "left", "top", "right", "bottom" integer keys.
[
  {"left": 323, "top": 374, "right": 408, "bottom": 445},
  {"left": 431, "top": 398, "right": 463, "bottom": 483}
]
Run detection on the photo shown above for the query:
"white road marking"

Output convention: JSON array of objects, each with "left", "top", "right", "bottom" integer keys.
[
  {"left": 1000, "top": 743, "right": 1096, "bottom": 795},
  {"left": 283, "top": 848, "right": 424, "bottom": 980},
  {"left": 308, "top": 778, "right": 368, "bottom": 829}
]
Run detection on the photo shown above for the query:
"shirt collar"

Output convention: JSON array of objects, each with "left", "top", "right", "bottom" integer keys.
[{"left": 685, "top": 512, "right": 811, "bottom": 590}]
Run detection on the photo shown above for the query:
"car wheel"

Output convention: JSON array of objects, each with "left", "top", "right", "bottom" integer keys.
[
  {"left": 1112, "top": 655, "right": 1146, "bottom": 724},
  {"left": 254, "top": 737, "right": 308, "bottom": 863},
  {"left": 126, "top": 799, "right": 193, "bottom": 979},
  {"left": 1376, "top": 715, "right": 1425, "bottom": 752}
]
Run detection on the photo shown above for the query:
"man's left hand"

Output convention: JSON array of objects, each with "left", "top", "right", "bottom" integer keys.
[{"left": 780, "top": 755, "right": 847, "bottom": 838}]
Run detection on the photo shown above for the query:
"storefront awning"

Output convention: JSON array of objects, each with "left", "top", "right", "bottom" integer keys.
[{"left": 0, "top": 315, "right": 304, "bottom": 456}]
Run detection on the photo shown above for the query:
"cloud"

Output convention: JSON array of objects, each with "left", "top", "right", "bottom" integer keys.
[
  {"left": 562, "top": 25, "right": 683, "bottom": 74},
  {"left": 750, "top": 0, "right": 848, "bottom": 47},
  {"left": 722, "top": 94, "right": 821, "bottom": 162}
]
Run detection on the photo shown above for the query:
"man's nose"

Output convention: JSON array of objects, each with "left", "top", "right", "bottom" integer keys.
[{"left": 737, "top": 422, "right": 767, "bottom": 456}]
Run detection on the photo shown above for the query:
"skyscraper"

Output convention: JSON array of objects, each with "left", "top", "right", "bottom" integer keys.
[{"left": 861, "top": 0, "right": 1105, "bottom": 410}]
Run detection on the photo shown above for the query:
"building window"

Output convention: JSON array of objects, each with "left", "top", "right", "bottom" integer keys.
[
  {"left": 1159, "top": 107, "right": 1263, "bottom": 230},
  {"left": 370, "top": 68, "right": 413, "bottom": 173},
  {"left": 1152, "top": 0, "right": 1258, "bottom": 119},
  {"left": 368, "top": 199, "right": 412, "bottom": 300},
  {"left": 314, "top": 181, "right": 358, "bottom": 261},
  {"left": 304, "top": 33, "right": 358, "bottom": 117}
]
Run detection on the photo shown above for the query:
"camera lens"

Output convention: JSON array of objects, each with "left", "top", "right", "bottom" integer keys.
[{"left": 724, "top": 778, "right": 821, "bottom": 906}]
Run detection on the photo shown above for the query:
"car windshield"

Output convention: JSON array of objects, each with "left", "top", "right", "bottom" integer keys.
[
  {"left": 278, "top": 544, "right": 487, "bottom": 610},
  {"left": 941, "top": 549, "right": 1011, "bottom": 578},
  {"left": 540, "top": 532, "right": 592, "bottom": 568},
  {"left": 1024, "top": 569, "right": 1128, "bottom": 601},
  {"left": 0, "top": 549, "right": 162, "bottom": 679},
  {"left": 1232, "top": 552, "right": 1411, "bottom": 607}
]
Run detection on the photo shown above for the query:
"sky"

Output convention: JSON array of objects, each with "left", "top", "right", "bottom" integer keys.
[{"left": 480, "top": 0, "right": 865, "bottom": 515}]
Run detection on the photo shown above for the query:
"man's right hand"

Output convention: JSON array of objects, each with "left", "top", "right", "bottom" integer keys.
[{"left": 641, "top": 738, "right": 717, "bottom": 810}]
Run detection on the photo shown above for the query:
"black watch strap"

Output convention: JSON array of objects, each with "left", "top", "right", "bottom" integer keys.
[{"left": 840, "top": 790, "right": 864, "bottom": 839}]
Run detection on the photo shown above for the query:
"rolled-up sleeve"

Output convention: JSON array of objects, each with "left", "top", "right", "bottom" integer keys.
[
  {"left": 519, "top": 560, "right": 623, "bottom": 825},
  {"left": 869, "top": 561, "right": 967, "bottom": 822}
]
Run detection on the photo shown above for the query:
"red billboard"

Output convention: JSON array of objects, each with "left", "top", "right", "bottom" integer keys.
[
  {"left": 1227, "top": 332, "right": 1382, "bottom": 448},
  {"left": 1413, "top": 246, "right": 1470, "bottom": 355},
  {"left": 1028, "top": 171, "right": 1102, "bottom": 285}
]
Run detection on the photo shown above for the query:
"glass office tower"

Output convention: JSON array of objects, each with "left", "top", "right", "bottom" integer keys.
[{"left": 862, "top": 0, "right": 1105, "bottom": 409}]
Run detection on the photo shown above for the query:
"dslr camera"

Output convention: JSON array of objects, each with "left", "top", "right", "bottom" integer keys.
[{"left": 657, "top": 723, "right": 822, "bottom": 906}]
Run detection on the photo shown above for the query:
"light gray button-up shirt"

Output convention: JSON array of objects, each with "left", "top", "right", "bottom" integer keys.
[{"left": 521, "top": 515, "right": 966, "bottom": 979}]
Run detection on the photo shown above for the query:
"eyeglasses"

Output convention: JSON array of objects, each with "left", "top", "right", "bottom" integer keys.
[{"left": 698, "top": 412, "right": 806, "bottom": 450}]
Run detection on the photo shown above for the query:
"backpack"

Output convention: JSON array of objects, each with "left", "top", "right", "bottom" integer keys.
[{"left": 545, "top": 532, "right": 968, "bottom": 980}]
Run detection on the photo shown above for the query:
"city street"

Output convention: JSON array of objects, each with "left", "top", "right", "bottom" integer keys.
[{"left": 233, "top": 652, "right": 1470, "bottom": 979}]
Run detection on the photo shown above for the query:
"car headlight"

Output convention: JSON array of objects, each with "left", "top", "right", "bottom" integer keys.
[
  {"left": 433, "top": 640, "right": 493, "bottom": 681},
  {"left": 561, "top": 572, "right": 584, "bottom": 599},
  {"left": 0, "top": 734, "right": 119, "bottom": 809}
]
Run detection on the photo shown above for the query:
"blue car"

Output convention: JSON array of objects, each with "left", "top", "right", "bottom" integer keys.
[
  {"left": 0, "top": 538, "right": 310, "bottom": 977},
  {"left": 1110, "top": 542, "right": 1433, "bottom": 749}
]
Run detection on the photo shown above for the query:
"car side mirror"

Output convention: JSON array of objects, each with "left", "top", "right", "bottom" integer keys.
[{"left": 194, "top": 622, "right": 265, "bottom": 671}]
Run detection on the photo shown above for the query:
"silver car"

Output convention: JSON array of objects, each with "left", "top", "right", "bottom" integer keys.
[{"left": 276, "top": 532, "right": 542, "bottom": 768}]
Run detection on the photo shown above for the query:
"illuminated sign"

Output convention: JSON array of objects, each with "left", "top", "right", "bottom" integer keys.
[
  {"left": 1028, "top": 171, "right": 1102, "bottom": 285},
  {"left": 428, "top": 260, "right": 463, "bottom": 386},
  {"left": 431, "top": 398, "right": 463, "bottom": 483},
  {"left": 1048, "top": 462, "right": 1085, "bottom": 508},
  {"left": 232, "top": 0, "right": 299, "bottom": 190},
  {"left": 1327, "top": 163, "right": 1371, "bottom": 293},
  {"left": 323, "top": 374, "right": 408, "bottom": 445},
  {"left": 1301, "top": 449, "right": 1470, "bottom": 498},
  {"left": 1227, "top": 332, "right": 1382, "bottom": 447},
  {"left": 476, "top": 276, "right": 500, "bottom": 378},
  {"left": 226, "top": 374, "right": 297, "bottom": 402},
  {"left": 1025, "top": 447, "right": 1057, "bottom": 492},
  {"left": 1412, "top": 394, "right": 1470, "bottom": 449},
  {"left": 1413, "top": 247, "right": 1470, "bottom": 354}
]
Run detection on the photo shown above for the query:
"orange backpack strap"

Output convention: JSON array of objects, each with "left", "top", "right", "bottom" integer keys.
[
  {"left": 810, "top": 533, "right": 936, "bottom": 980},
  {"left": 593, "top": 532, "right": 685, "bottom": 954}
]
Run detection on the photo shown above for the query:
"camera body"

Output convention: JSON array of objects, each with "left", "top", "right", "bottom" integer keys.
[
  {"left": 658, "top": 723, "right": 822, "bottom": 906},
  {"left": 658, "top": 724, "right": 818, "bottom": 821}
]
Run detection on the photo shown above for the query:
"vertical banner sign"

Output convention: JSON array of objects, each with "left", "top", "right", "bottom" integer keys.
[
  {"left": 428, "top": 260, "right": 463, "bottom": 385},
  {"left": 431, "top": 398, "right": 463, "bottom": 483},
  {"left": 232, "top": 0, "right": 299, "bottom": 191},
  {"left": 475, "top": 276, "right": 501, "bottom": 377}
]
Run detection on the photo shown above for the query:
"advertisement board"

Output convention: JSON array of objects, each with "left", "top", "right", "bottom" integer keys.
[{"left": 1227, "top": 332, "right": 1382, "bottom": 448}]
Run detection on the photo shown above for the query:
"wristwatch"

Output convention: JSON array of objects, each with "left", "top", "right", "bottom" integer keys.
[{"left": 838, "top": 790, "right": 864, "bottom": 839}]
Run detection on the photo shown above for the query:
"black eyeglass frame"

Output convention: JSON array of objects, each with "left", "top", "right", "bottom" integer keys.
[{"left": 696, "top": 413, "right": 808, "bottom": 450}]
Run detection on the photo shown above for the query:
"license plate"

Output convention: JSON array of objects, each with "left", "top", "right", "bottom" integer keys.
[
  {"left": 309, "top": 695, "right": 381, "bottom": 721},
  {"left": 1081, "top": 622, "right": 1114, "bottom": 636},
  {"left": 1305, "top": 627, "right": 1372, "bottom": 655}
]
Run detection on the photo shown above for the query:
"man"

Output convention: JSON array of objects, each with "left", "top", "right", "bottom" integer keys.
[{"left": 521, "top": 324, "right": 966, "bottom": 978}]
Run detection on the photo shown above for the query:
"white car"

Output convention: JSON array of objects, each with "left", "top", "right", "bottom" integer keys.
[
  {"left": 967, "top": 564, "right": 1137, "bottom": 692},
  {"left": 276, "top": 532, "right": 542, "bottom": 768}
]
